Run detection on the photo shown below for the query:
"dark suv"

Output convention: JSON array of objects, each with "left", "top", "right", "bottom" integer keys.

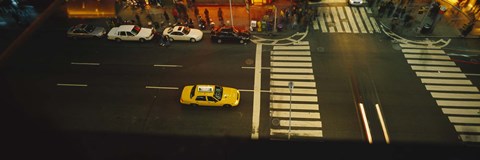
[{"left": 210, "top": 26, "right": 251, "bottom": 44}]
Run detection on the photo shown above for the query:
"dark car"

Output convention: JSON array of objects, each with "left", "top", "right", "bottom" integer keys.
[
  {"left": 210, "top": 26, "right": 251, "bottom": 44},
  {"left": 67, "top": 24, "right": 106, "bottom": 39}
]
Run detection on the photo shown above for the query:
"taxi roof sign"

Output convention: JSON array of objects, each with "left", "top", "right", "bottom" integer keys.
[{"left": 198, "top": 86, "right": 213, "bottom": 92}]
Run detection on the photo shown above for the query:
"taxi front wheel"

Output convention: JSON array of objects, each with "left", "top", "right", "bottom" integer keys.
[
  {"left": 223, "top": 104, "right": 232, "bottom": 108},
  {"left": 191, "top": 103, "right": 198, "bottom": 107}
]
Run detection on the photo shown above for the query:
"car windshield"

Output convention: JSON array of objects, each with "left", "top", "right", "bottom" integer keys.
[
  {"left": 182, "top": 27, "right": 190, "bottom": 35},
  {"left": 131, "top": 25, "right": 141, "bottom": 35},
  {"left": 85, "top": 24, "right": 95, "bottom": 32},
  {"left": 213, "top": 86, "right": 222, "bottom": 100}
]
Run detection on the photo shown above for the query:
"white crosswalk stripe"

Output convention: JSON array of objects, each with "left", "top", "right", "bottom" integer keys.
[
  {"left": 269, "top": 43, "right": 322, "bottom": 140},
  {"left": 401, "top": 46, "right": 480, "bottom": 143},
  {"left": 314, "top": 6, "right": 379, "bottom": 34}
]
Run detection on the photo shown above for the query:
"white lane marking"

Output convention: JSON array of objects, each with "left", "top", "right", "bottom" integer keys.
[
  {"left": 145, "top": 86, "right": 179, "bottom": 90},
  {"left": 271, "top": 111, "right": 321, "bottom": 119},
  {"left": 252, "top": 44, "right": 262, "bottom": 140},
  {"left": 71, "top": 62, "right": 100, "bottom": 66},
  {"left": 241, "top": 66, "right": 271, "bottom": 69},
  {"left": 448, "top": 116, "right": 480, "bottom": 124},
  {"left": 369, "top": 17, "right": 381, "bottom": 33},
  {"left": 271, "top": 56, "right": 312, "bottom": 61},
  {"left": 426, "top": 85, "right": 479, "bottom": 92},
  {"left": 344, "top": 6, "right": 359, "bottom": 33},
  {"left": 400, "top": 44, "right": 442, "bottom": 49},
  {"left": 407, "top": 60, "right": 456, "bottom": 66},
  {"left": 271, "top": 51, "right": 311, "bottom": 56},
  {"left": 273, "top": 46, "right": 310, "bottom": 50},
  {"left": 421, "top": 78, "right": 473, "bottom": 85},
  {"left": 318, "top": 7, "right": 328, "bottom": 32},
  {"left": 460, "top": 135, "right": 480, "bottom": 142},
  {"left": 271, "top": 95, "right": 318, "bottom": 102},
  {"left": 337, "top": 6, "right": 351, "bottom": 33},
  {"left": 153, "top": 64, "right": 183, "bottom": 67},
  {"left": 271, "top": 68, "right": 313, "bottom": 73},
  {"left": 359, "top": 103, "right": 373, "bottom": 144},
  {"left": 402, "top": 49, "right": 445, "bottom": 54},
  {"left": 432, "top": 92, "right": 480, "bottom": 99},
  {"left": 57, "top": 83, "right": 88, "bottom": 87},
  {"left": 416, "top": 72, "right": 466, "bottom": 78},
  {"left": 270, "top": 87, "right": 317, "bottom": 95},
  {"left": 359, "top": 7, "right": 374, "bottom": 33},
  {"left": 437, "top": 100, "right": 480, "bottom": 107},
  {"left": 375, "top": 104, "right": 390, "bottom": 144},
  {"left": 404, "top": 54, "right": 451, "bottom": 60},
  {"left": 279, "top": 120, "right": 322, "bottom": 128},
  {"left": 293, "top": 41, "right": 309, "bottom": 45},
  {"left": 270, "top": 103, "right": 319, "bottom": 110},
  {"left": 366, "top": 7, "right": 372, "bottom": 13},
  {"left": 442, "top": 108, "right": 480, "bottom": 115},
  {"left": 270, "top": 129, "right": 323, "bottom": 137},
  {"left": 352, "top": 7, "right": 367, "bottom": 33},
  {"left": 271, "top": 62, "right": 312, "bottom": 67},
  {"left": 411, "top": 65, "right": 461, "bottom": 72},
  {"left": 238, "top": 89, "right": 270, "bottom": 93},
  {"left": 454, "top": 125, "right": 480, "bottom": 133},
  {"left": 331, "top": 7, "right": 344, "bottom": 32},
  {"left": 271, "top": 80, "right": 316, "bottom": 88},
  {"left": 313, "top": 16, "right": 320, "bottom": 30},
  {"left": 271, "top": 74, "right": 315, "bottom": 80},
  {"left": 323, "top": 7, "right": 336, "bottom": 32}
]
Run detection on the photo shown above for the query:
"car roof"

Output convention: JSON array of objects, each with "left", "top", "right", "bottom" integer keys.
[
  {"left": 117, "top": 25, "right": 135, "bottom": 31},
  {"left": 193, "top": 85, "right": 217, "bottom": 96}
]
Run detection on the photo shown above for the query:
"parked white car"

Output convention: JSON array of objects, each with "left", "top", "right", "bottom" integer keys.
[
  {"left": 107, "top": 25, "right": 155, "bottom": 43},
  {"left": 162, "top": 26, "right": 203, "bottom": 42}
]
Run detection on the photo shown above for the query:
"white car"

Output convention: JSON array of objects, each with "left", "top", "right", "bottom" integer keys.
[
  {"left": 107, "top": 25, "right": 155, "bottom": 43},
  {"left": 162, "top": 26, "right": 203, "bottom": 42},
  {"left": 349, "top": 0, "right": 365, "bottom": 6}
]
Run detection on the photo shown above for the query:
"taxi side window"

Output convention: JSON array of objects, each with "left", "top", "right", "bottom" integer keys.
[
  {"left": 195, "top": 96, "right": 206, "bottom": 101},
  {"left": 207, "top": 96, "right": 217, "bottom": 102}
]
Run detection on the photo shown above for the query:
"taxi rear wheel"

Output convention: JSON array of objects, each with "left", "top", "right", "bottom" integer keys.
[
  {"left": 223, "top": 104, "right": 232, "bottom": 108},
  {"left": 191, "top": 103, "right": 198, "bottom": 107}
]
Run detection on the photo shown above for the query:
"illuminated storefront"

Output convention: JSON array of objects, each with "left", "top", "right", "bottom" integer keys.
[{"left": 66, "top": 0, "right": 115, "bottom": 18}]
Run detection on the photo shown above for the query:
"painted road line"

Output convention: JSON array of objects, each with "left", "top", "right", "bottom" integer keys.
[
  {"left": 271, "top": 62, "right": 312, "bottom": 67},
  {"left": 271, "top": 51, "right": 311, "bottom": 56},
  {"left": 375, "top": 104, "right": 390, "bottom": 144},
  {"left": 337, "top": 6, "right": 351, "bottom": 33},
  {"left": 57, "top": 83, "right": 87, "bottom": 87},
  {"left": 279, "top": 120, "right": 322, "bottom": 128},
  {"left": 270, "top": 87, "right": 317, "bottom": 95},
  {"left": 271, "top": 68, "right": 313, "bottom": 73},
  {"left": 352, "top": 7, "right": 367, "bottom": 33},
  {"left": 271, "top": 80, "right": 316, "bottom": 88},
  {"left": 271, "top": 56, "right": 312, "bottom": 61},
  {"left": 448, "top": 116, "right": 480, "bottom": 124},
  {"left": 71, "top": 62, "right": 100, "bottom": 66},
  {"left": 426, "top": 85, "right": 479, "bottom": 92},
  {"left": 273, "top": 45, "right": 310, "bottom": 50},
  {"left": 271, "top": 95, "right": 318, "bottom": 102},
  {"left": 432, "top": 92, "right": 480, "bottom": 99},
  {"left": 402, "top": 48, "right": 445, "bottom": 54},
  {"left": 404, "top": 54, "right": 451, "bottom": 60},
  {"left": 407, "top": 59, "right": 456, "bottom": 66},
  {"left": 313, "top": 16, "right": 320, "bottom": 30},
  {"left": 460, "top": 135, "right": 480, "bottom": 142},
  {"left": 369, "top": 17, "right": 381, "bottom": 33},
  {"left": 238, "top": 89, "right": 270, "bottom": 93},
  {"left": 344, "top": 6, "right": 359, "bottom": 33},
  {"left": 252, "top": 44, "right": 262, "bottom": 140},
  {"left": 442, "top": 108, "right": 480, "bottom": 115},
  {"left": 366, "top": 7, "right": 373, "bottom": 13},
  {"left": 241, "top": 66, "right": 271, "bottom": 69},
  {"left": 145, "top": 86, "right": 179, "bottom": 90},
  {"left": 270, "top": 103, "right": 319, "bottom": 110},
  {"left": 293, "top": 41, "right": 309, "bottom": 45},
  {"left": 359, "top": 103, "right": 373, "bottom": 144},
  {"left": 437, "top": 100, "right": 480, "bottom": 107},
  {"left": 331, "top": 7, "right": 344, "bottom": 32},
  {"left": 318, "top": 7, "right": 328, "bottom": 32},
  {"left": 454, "top": 125, "right": 480, "bottom": 133},
  {"left": 411, "top": 65, "right": 461, "bottom": 72},
  {"left": 421, "top": 78, "right": 473, "bottom": 85},
  {"left": 153, "top": 64, "right": 183, "bottom": 67},
  {"left": 360, "top": 7, "right": 374, "bottom": 33},
  {"left": 400, "top": 44, "right": 442, "bottom": 49},
  {"left": 416, "top": 72, "right": 466, "bottom": 78},
  {"left": 324, "top": 7, "right": 336, "bottom": 32},
  {"left": 271, "top": 111, "right": 321, "bottom": 119},
  {"left": 271, "top": 74, "right": 315, "bottom": 80},
  {"left": 270, "top": 129, "right": 323, "bottom": 137}
]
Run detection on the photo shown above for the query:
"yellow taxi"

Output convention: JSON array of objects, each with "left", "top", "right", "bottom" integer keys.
[{"left": 180, "top": 84, "right": 240, "bottom": 107}]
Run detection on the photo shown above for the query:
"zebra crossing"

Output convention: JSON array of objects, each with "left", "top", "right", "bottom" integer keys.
[
  {"left": 401, "top": 45, "right": 480, "bottom": 143},
  {"left": 269, "top": 42, "right": 323, "bottom": 140},
  {"left": 314, "top": 6, "right": 381, "bottom": 34}
]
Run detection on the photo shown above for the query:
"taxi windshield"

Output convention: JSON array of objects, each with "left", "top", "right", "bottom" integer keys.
[{"left": 214, "top": 86, "right": 223, "bottom": 100}]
